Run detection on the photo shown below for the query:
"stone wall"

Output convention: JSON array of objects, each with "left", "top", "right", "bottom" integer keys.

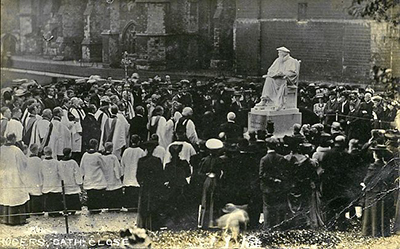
[
  {"left": 259, "top": 20, "right": 371, "bottom": 82},
  {"left": 1, "top": 0, "right": 20, "bottom": 44},
  {"left": 234, "top": 0, "right": 400, "bottom": 81},
  {"left": 82, "top": 0, "right": 106, "bottom": 62}
]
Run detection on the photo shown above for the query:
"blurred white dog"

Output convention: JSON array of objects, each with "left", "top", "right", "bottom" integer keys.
[
  {"left": 217, "top": 203, "right": 249, "bottom": 244},
  {"left": 120, "top": 226, "right": 152, "bottom": 248}
]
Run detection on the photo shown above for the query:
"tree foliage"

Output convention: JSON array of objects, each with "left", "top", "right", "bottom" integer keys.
[{"left": 348, "top": 0, "right": 400, "bottom": 26}]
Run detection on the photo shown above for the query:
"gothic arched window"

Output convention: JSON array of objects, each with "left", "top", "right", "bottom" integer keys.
[{"left": 122, "top": 22, "right": 137, "bottom": 55}]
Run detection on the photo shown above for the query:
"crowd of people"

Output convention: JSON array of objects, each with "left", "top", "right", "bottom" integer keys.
[{"left": 0, "top": 73, "right": 399, "bottom": 238}]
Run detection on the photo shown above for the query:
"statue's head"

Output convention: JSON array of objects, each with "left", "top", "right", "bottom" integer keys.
[{"left": 276, "top": 46, "right": 290, "bottom": 58}]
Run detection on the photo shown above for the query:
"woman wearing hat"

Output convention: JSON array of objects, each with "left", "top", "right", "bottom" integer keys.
[
  {"left": 313, "top": 94, "right": 326, "bottom": 123},
  {"left": 361, "top": 144, "right": 396, "bottom": 237},
  {"left": 197, "top": 138, "right": 224, "bottom": 228},
  {"left": 137, "top": 140, "right": 165, "bottom": 230},
  {"left": 164, "top": 144, "right": 191, "bottom": 222},
  {"left": 323, "top": 91, "right": 338, "bottom": 126}
]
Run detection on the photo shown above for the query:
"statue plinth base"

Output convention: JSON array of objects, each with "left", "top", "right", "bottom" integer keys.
[
  {"left": 248, "top": 86, "right": 302, "bottom": 138},
  {"left": 248, "top": 107, "right": 302, "bottom": 137}
]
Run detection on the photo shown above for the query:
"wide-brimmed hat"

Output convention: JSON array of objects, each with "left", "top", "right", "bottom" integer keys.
[
  {"left": 14, "top": 89, "right": 27, "bottom": 97},
  {"left": 311, "top": 123, "right": 324, "bottom": 131},
  {"left": 142, "top": 140, "right": 158, "bottom": 149},
  {"left": 334, "top": 135, "right": 346, "bottom": 146},
  {"left": 180, "top": 79, "right": 190, "bottom": 85},
  {"left": 75, "top": 78, "right": 87, "bottom": 84},
  {"left": 1, "top": 87, "right": 13, "bottom": 95},
  {"left": 331, "top": 122, "right": 342, "bottom": 131},
  {"left": 299, "top": 142, "right": 313, "bottom": 149},
  {"left": 87, "top": 75, "right": 102, "bottom": 83},
  {"left": 100, "top": 96, "right": 111, "bottom": 103},
  {"left": 169, "top": 144, "right": 183, "bottom": 154}
]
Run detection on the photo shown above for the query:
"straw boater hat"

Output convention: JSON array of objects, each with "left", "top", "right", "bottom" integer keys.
[
  {"left": 87, "top": 75, "right": 102, "bottom": 84},
  {"left": 331, "top": 122, "right": 342, "bottom": 131},
  {"left": 205, "top": 138, "right": 223, "bottom": 150},
  {"left": 14, "top": 89, "right": 27, "bottom": 97}
]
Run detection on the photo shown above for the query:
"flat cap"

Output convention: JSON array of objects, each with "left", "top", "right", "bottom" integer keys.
[{"left": 277, "top": 46, "right": 290, "bottom": 53}]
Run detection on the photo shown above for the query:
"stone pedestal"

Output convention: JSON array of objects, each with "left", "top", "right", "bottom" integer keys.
[{"left": 248, "top": 86, "right": 301, "bottom": 137}]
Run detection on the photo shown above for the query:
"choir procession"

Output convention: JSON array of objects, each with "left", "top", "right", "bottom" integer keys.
[{"left": 0, "top": 72, "right": 399, "bottom": 243}]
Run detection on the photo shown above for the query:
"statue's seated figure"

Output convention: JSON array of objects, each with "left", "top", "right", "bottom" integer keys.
[{"left": 256, "top": 47, "right": 300, "bottom": 111}]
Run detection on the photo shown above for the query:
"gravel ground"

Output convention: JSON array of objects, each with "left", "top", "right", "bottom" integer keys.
[{"left": 0, "top": 209, "right": 399, "bottom": 248}]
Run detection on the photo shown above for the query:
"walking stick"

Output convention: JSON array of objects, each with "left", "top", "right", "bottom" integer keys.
[
  {"left": 61, "top": 180, "right": 69, "bottom": 234},
  {"left": 136, "top": 187, "right": 143, "bottom": 226},
  {"left": 197, "top": 204, "right": 203, "bottom": 228}
]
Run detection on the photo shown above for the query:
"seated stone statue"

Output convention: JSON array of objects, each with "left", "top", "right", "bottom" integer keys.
[{"left": 256, "top": 47, "right": 300, "bottom": 110}]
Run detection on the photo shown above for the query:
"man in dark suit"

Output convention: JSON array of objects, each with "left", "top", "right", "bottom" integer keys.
[
  {"left": 219, "top": 112, "right": 242, "bottom": 143},
  {"left": 43, "top": 87, "right": 58, "bottom": 110},
  {"left": 130, "top": 105, "right": 148, "bottom": 142},
  {"left": 89, "top": 89, "right": 101, "bottom": 108},
  {"left": 259, "top": 137, "right": 288, "bottom": 230},
  {"left": 319, "top": 135, "right": 352, "bottom": 231},
  {"left": 81, "top": 104, "right": 101, "bottom": 152}
]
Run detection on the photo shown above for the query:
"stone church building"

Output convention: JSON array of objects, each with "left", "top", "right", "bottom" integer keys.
[
  {"left": 1, "top": 0, "right": 236, "bottom": 71},
  {"left": 1, "top": 0, "right": 399, "bottom": 82}
]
